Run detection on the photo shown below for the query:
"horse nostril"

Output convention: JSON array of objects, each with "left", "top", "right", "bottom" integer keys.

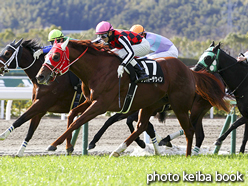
[{"left": 36, "top": 75, "right": 44, "bottom": 82}]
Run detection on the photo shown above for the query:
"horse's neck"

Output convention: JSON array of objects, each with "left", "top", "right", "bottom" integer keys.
[
  {"left": 21, "top": 48, "right": 43, "bottom": 84},
  {"left": 219, "top": 51, "right": 246, "bottom": 91},
  {"left": 70, "top": 54, "right": 119, "bottom": 88}
]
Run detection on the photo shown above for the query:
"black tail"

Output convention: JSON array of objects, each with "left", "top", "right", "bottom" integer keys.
[{"left": 154, "top": 104, "right": 171, "bottom": 123}]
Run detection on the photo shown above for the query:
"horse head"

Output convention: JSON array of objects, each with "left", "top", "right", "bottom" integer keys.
[
  {"left": 36, "top": 38, "right": 70, "bottom": 85},
  {"left": 195, "top": 42, "right": 221, "bottom": 73},
  {"left": 0, "top": 38, "right": 23, "bottom": 75}
]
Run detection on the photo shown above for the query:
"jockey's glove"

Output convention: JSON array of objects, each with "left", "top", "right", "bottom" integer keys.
[
  {"left": 117, "top": 64, "right": 125, "bottom": 78},
  {"left": 33, "top": 49, "right": 43, "bottom": 59}
]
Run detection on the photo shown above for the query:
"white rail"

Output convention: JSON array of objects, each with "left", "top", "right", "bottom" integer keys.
[{"left": 0, "top": 77, "right": 65, "bottom": 120}]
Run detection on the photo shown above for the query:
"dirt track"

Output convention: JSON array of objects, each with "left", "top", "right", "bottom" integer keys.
[{"left": 0, "top": 115, "right": 245, "bottom": 156}]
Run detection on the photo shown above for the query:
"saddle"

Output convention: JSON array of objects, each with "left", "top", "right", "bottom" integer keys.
[
  {"left": 125, "top": 57, "right": 165, "bottom": 84},
  {"left": 118, "top": 58, "right": 165, "bottom": 114}
]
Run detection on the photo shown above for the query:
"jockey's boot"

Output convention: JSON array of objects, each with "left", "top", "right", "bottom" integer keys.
[{"left": 133, "top": 63, "right": 149, "bottom": 83}]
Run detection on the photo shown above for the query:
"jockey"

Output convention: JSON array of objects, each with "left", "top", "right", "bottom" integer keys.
[
  {"left": 130, "top": 24, "right": 178, "bottom": 59},
  {"left": 237, "top": 51, "right": 248, "bottom": 62},
  {"left": 95, "top": 21, "right": 150, "bottom": 82},
  {"left": 33, "top": 29, "right": 70, "bottom": 59}
]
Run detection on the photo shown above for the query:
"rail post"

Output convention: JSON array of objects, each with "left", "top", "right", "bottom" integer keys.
[
  {"left": 213, "top": 101, "right": 237, "bottom": 154},
  {"left": 230, "top": 103, "right": 236, "bottom": 154},
  {"left": 213, "top": 112, "right": 231, "bottom": 154},
  {"left": 82, "top": 123, "right": 88, "bottom": 155}
]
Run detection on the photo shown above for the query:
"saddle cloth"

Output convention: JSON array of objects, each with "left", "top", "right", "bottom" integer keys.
[
  {"left": 118, "top": 58, "right": 164, "bottom": 113},
  {"left": 126, "top": 58, "right": 164, "bottom": 84}
]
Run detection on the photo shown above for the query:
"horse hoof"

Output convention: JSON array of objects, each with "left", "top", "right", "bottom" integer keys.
[
  {"left": 158, "top": 136, "right": 172, "bottom": 147},
  {"left": 164, "top": 141, "right": 173, "bottom": 148},
  {"left": 46, "top": 145, "right": 57, "bottom": 151},
  {"left": 109, "top": 151, "right": 120, "bottom": 158},
  {"left": 0, "top": 134, "right": 6, "bottom": 140},
  {"left": 214, "top": 139, "right": 222, "bottom": 146},
  {"left": 66, "top": 146, "right": 74, "bottom": 155},
  {"left": 88, "top": 143, "right": 96, "bottom": 150},
  {"left": 135, "top": 139, "right": 146, "bottom": 149}
]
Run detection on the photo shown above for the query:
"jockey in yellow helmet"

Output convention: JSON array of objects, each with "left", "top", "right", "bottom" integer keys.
[{"left": 33, "top": 29, "right": 71, "bottom": 59}]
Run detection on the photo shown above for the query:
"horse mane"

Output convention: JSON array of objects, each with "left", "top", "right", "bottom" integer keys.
[
  {"left": 219, "top": 48, "right": 237, "bottom": 62},
  {"left": 69, "top": 40, "right": 119, "bottom": 58},
  {"left": 21, "top": 39, "right": 42, "bottom": 52}
]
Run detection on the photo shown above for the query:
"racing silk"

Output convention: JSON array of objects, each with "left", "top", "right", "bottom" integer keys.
[
  {"left": 42, "top": 36, "right": 72, "bottom": 54},
  {"left": 145, "top": 32, "right": 173, "bottom": 53},
  {"left": 244, "top": 51, "right": 248, "bottom": 59},
  {"left": 109, "top": 30, "right": 143, "bottom": 65}
]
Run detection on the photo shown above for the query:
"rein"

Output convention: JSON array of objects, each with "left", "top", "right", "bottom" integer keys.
[
  {"left": 63, "top": 47, "right": 88, "bottom": 70},
  {"left": 214, "top": 49, "right": 248, "bottom": 95},
  {"left": 44, "top": 46, "right": 88, "bottom": 77}
]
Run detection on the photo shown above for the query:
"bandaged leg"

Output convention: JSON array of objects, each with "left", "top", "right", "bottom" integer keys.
[{"left": 0, "top": 126, "right": 14, "bottom": 140}]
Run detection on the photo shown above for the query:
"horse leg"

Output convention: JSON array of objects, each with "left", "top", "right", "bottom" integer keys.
[
  {"left": 214, "top": 117, "right": 248, "bottom": 146},
  {"left": 189, "top": 94, "right": 211, "bottom": 155},
  {"left": 240, "top": 123, "right": 248, "bottom": 153},
  {"left": 175, "top": 112, "right": 194, "bottom": 156},
  {"left": 65, "top": 101, "right": 91, "bottom": 152},
  {"left": 159, "top": 130, "right": 183, "bottom": 147},
  {"left": 145, "top": 121, "right": 164, "bottom": 155},
  {"left": 126, "top": 111, "right": 146, "bottom": 148},
  {"left": 110, "top": 107, "right": 155, "bottom": 157},
  {"left": 50, "top": 100, "right": 105, "bottom": 151},
  {"left": 88, "top": 113, "right": 130, "bottom": 150},
  {"left": 0, "top": 101, "right": 50, "bottom": 140},
  {"left": 16, "top": 113, "right": 45, "bottom": 157}
]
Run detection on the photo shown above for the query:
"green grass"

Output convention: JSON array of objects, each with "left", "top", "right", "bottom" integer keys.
[{"left": 0, "top": 154, "right": 247, "bottom": 186}]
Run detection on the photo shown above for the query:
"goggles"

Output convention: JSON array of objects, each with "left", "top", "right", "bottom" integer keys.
[{"left": 97, "top": 33, "right": 108, "bottom": 39}]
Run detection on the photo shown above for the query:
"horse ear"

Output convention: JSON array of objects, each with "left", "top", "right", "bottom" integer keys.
[
  {"left": 209, "top": 41, "right": 215, "bottom": 47},
  {"left": 213, "top": 43, "right": 220, "bottom": 52},
  {"left": 216, "top": 42, "right": 221, "bottom": 49},
  {"left": 11, "top": 39, "right": 16, "bottom": 45},
  {"left": 14, "top": 38, "right": 23, "bottom": 48},
  {"left": 61, "top": 37, "right": 70, "bottom": 51}
]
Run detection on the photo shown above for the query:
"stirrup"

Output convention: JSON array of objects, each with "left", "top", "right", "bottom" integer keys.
[{"left": 135, "top": 75, "right": 149, "bottom": 83}]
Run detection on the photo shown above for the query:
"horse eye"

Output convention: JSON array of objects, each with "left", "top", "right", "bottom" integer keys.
[
  {"left": 53, "top": 53, "right": 60, "bottom": 62},
  {"left": 4, "top": 51, "right": 11, "bottom": 57}
]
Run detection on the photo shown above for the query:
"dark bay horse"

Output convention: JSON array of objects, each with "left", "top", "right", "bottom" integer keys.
[
  {"left": 36, "top": 39, "right": 229, "bottom": 157},
  {"left": 0, "top": 39, "right": 86, "bottom": 156},
  {"left": 195, "top": 43, "right": 248, "bottom": 153}
]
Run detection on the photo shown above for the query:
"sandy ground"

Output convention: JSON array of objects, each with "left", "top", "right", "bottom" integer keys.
[{"left": 0, "top": 115, "right": 245, "bottom": 156}]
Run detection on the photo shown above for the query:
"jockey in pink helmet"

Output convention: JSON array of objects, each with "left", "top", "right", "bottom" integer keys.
[{"left": 95, "top": 21, "right": 150, "bottom": 83}]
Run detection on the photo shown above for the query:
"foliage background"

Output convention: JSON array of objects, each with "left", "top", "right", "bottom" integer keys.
[{"left": 0, "top": 0, "right": 248, "bottom": 58}]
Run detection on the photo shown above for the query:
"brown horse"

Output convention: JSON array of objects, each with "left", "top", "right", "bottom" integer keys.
[{"left": 36, "top": 38, "right": 229, "bottom": 157}]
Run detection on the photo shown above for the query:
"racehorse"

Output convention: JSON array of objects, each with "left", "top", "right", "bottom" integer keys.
[
  {"left": 0, "top": 39, "right": 86, "bottom": 156},
  {"left": 90, "top": 42, "right": 225, "bottom": 154},
  {"left": 195, "top": 42, "right": 248, "bottom": 153},
  {"left": 0, "top": 39, "right": 158, "bottom": 156},
  {"left": 35, "top": 38, "right": 229, "bottom": 157}
]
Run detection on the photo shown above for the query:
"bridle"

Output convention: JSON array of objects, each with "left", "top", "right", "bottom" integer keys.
[
  {"left": 204, "top": 49, "right": 248, "bottom": 95},
  {"left": 0, "top": 44, "right": 37, "bottom": 75},
  {"left": 42, "top": 45, "right": 88, "bottom": 80}
]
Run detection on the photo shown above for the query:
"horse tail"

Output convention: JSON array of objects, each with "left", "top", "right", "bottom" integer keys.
[
  {"left": 192, "top": 70, "right": 230, "bottom": 112},
  {"left": 154, "top": 104, "right": 171, "bottom": 123}
]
